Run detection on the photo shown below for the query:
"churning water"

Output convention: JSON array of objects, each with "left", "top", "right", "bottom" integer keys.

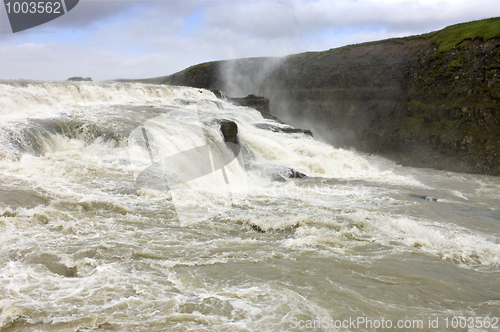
[{"left": 0, "top": 81, "right": 499, "bottom": 331}]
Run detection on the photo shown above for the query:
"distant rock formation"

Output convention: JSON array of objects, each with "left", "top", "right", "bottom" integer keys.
[{"left": 68, "top": 77, "right": 92, "bottom": 82}]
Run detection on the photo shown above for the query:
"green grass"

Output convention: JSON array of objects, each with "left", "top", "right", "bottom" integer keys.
[
  {"left": 401, "top": 116, "right": 425, "bottom": 138},
  {"left": 450, "top": 59, "right": 464, "bottom": 69},
  {"left": 437, "top": 99, "right": 446, "bottom": 107},
  {"left": 495, "top": 43, "right": 500, "bottom": 56},
  {"left": 288, "top": 46, "right": 353, "bottom": 62},
  {"left": 432, "top": 17, "right": 500, "bottom": 52},
  {"left": 486, "top": 102, "right": 500, "bottom": 108},
  {"left": 404, "top": 116, "right": 424, "bottom": 127},
  {"left": 287, "top": 52, "right": 316, "bottom": 61},
  {"left": 407, "top": 100, "right": 423, "bottom": 108},
  {"left": 433, "top": 117, "right": 468, "bottom": 132},
  {"left": 349, "top": 16, "right": 500, "bottom": 52},
  {"left": 440, "top": 87, "right": 452, "bottom": 95},
  {"left": 316, "top": 51, "right": 330, "bottom": 61},
  {"left": 453, "top": 98, "right": 465, "bottom": 108},
  {"left": 468, "top": 123, "right": 481, "bottom": 136},
  {"left": 407, "top": 31, "right": 437, "bottom": 41},
  {"left": 444, "top": 119, "right": 462, "bottom": 129}
]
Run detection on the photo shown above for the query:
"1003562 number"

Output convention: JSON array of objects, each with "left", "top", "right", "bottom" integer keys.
[
  {"left": 444, "top": 316, "right": 499, "bottom": 329},
  {"left": 5, "top": 1, "right": 61, "bottom": 14}
]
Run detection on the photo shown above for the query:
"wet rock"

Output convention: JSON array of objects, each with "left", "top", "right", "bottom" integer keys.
[
  {"left": 227, "top": 95, "right": 312, "bottom": 136},
  {"left": 260, "top": 113, "right": 287, "bottom": 123},
  {"left": 228, "top": 94, "right": 270, "bottom": 115},
  {"left": 254, "top": 123, "right": 313, "bottom": 137},
  {"left": 219, "top": 119, "right": 239, "bottom": 144},
  {"left": 211, "top": 89, "right": 227, "bottom": 99},
  {"left": 272, "top": 167, "right": 308, "bottom": 181},
  {"left": 248, "top": 163, "right": 307, "bottom": 181}
]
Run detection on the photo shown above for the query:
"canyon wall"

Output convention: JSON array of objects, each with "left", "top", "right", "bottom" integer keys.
[{"left": 141, "top": 18, "right": 500, "bottom": 175}]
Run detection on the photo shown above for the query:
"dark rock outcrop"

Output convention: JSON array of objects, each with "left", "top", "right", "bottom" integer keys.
[
  {"left": 272, "top": 167, "right": 307, "bottom": 181},
  {"left": 228, "top": 94, "right": 270, "bottom": 115},
  {"left": 226, "top": 94, "right": 313, "bottom": 135},
  {"left": 211, "top": 89, "right": 226, "bottom": 99},
  {"left": 247, "top": 163, "right": 307, "bottom": 181},
  {"left": 219, "top": 119, "right": 239, "bottom": 145}
]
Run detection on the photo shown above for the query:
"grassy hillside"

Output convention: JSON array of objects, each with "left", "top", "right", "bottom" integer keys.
[
  {"left": 130, "top": 17, "right": 500, "bottom": 87},
  {"left": 431, "top": 17, "right": 500, "bottom": 52}
]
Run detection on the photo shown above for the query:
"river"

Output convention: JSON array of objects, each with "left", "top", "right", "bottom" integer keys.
[{"left": 1, "top": 81, "right": 499, "bottom": 331}]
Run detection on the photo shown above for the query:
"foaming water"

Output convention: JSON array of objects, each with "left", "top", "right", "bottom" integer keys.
[{"left": 1, "top": 81, "right": 499, "bottom": 331}]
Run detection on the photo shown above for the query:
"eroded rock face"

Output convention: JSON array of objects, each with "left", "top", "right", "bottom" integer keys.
[{"left": 398, "top": 38, "right": 500, "bottom": 175}]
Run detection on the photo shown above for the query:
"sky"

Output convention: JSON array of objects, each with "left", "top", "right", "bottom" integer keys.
[{"left": 0, "top": 0, "right": 499, "bottom": 81}]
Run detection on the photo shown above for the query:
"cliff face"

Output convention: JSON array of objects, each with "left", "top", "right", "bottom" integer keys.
[
  {"left": 257, "top": 39, "right": 430, "bottom": 153},
  {"left": 151, "top": 18, "right": 500, "bottom": 175},
  {"left": 400, "top": 37, "right": 500, "bottom": 174}
]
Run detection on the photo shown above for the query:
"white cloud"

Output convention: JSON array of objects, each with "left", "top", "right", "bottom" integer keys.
[{"left": 0, "top": 0, "right": 499, "bottom": 80}]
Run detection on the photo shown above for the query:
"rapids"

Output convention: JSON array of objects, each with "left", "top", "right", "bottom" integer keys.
[{"left": 1, "top": 81, "right": 499, "bottom": 331}]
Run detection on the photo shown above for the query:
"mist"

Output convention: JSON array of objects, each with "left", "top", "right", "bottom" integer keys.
[
  {"left": 215, "top": 55, "right": 351, "bottom": 151},
  {"left": 218, "top": 57, "right": 284, "bottom": 98}
]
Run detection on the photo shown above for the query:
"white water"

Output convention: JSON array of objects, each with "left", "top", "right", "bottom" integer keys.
[{"left": 1, "top": 81, "right": 499, "bottom": 331}]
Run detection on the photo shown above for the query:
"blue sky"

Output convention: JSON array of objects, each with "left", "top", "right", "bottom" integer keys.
[{"left": 0, "top": 0, "right": 499, "bottom": 81}]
